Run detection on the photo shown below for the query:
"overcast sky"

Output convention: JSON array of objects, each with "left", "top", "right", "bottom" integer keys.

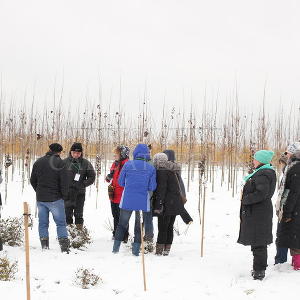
[{"left": 0, "top": 0, "right": 299, "bottom": 115}]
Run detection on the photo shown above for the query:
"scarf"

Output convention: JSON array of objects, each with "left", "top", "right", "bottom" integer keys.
[{"left": 243, "top": 164, "right": 274, "bottom": 182}]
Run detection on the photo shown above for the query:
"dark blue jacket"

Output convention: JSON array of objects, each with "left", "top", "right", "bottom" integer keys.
[{"left": 119, "top": 144, "right": 157, "bottom": 212}]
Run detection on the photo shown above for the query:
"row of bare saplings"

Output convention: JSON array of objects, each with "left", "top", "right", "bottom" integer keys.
[{"left": 0, "top": 100, "right": 299, "bottom": 202}]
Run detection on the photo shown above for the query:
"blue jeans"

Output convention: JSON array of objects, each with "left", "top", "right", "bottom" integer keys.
[
  {"left": 143, "top": 211, "right": 154, "bottom": 240},
  {"left": 115, "top": 209, "right": 141, "bottom": 243},
  {"left": 274, "top": 221, "right": 288, "bottom": 264},
  {"left": 37, "top": 199, "right": 68, "bottom": 239}
]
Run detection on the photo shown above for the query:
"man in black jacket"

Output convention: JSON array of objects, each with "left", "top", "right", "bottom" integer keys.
[
  {"left": 63, "top": 143, "right": 95, "bottom": 229},
  {"left": 30, "top": 143, "right": 70, "bottom": 252}
]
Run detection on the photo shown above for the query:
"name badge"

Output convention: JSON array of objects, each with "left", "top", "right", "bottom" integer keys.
[{"left": 74, "top": 173, "right": 80, "bottom": 181}]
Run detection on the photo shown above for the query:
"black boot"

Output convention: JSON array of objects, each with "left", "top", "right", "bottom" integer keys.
[
  {"left": 58, "top": 238, "right": 70, "bottom": 253},
  {"left": 75, "top": 224, "right": 83, "bottom": 230},
  {"left": 0, "top": 238, "right": 3, "bottom": 251},
  {"left": 251, "top": 270, "right": 265, "bottom": 280},
  {"left": 163, "top": 244, "right": 172, "bottom": 256},
  {"left": 155, "top": 244, "right": 164, "bottom": 256},
  {"left": 40, "top": 238, "right": 49, "bottom": 250}
]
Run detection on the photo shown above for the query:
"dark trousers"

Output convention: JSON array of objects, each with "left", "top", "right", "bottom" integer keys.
[
  {"left": 251, "top": 245, "right": 268, "bottom": 271},
  {"left": 111, "top": 202, "right": 129, "bottom": 241},
  {"left": 275, "top": 221, "right": 288, "bottom": 264},
  {"left": 65, "top": 193, "right": 85, "bottom": 225},
  {"left": 115, "top": 209, "right": 141, "bottom": 244},
  {"left": 157, "top": 215, "right": 176, "bottom": 245}
]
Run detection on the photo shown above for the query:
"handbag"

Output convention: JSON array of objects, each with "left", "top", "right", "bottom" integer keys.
[
  {"left": 174, "top": 173, "right": 187, "bottom": 205},
  {"left": 108, "top": 184, "right": 115, "bottom": 201}
]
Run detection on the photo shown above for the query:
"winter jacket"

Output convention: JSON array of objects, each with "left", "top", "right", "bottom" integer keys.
[
  {"left": 153, "top": 161, "right": 185, "bottom": 216},
  {"left": 118, "top": 144, "right": 157, "bottom": 212},
  {"left": 63, "top": 155, "right": 96, "bottom": 205},
  {"left": 163, "top": 150, "right": 186, "bottom": 196},
  {"left": 277, "top": 153, "right": 300, "bottom": 249},
  {"left": 238, "top": 167, "right": 276, "bottom": 246},
  {"left": 30, "top": 152, "right": 69, "bottom": 202},
  {"left": 106, "top": 158, "right": 129, "bottom": 204}
]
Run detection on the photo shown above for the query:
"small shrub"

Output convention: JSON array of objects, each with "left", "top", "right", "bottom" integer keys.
[
  {"left": 0, "top": 217, "right": 24, "bottom": 247},
  {"left": 73, "top": 267, "right": 102, "bottom": 289},
  {"left": 67, "top": 225, "right": 92, "bottom": 249},
  {"left": 0, "top": 255, "right": 18, "bottom": 281}
]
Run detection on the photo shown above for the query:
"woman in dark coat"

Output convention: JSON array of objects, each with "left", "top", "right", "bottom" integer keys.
[
  {"left": 163, "top": 150, "right": 193, "bottom": 225},
  {"left": 276, "top": 142, "right": 300, "bottom": 270},
  {"left": 238, "top": 150, "right": 276, "bottom": 280},
  {"left": 152, "top": 153, "right": 185, "bottom": 256}
]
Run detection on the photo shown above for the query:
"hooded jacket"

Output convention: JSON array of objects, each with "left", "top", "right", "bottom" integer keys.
[
  {"left": 118, "top": 144, "right": 157, "bottom": 212},
  {"left": 277, "top": 151, "right": 300, "bottom": 249},
  {"left": 153, "top": 153, "right": 185, "bottom": 216}
]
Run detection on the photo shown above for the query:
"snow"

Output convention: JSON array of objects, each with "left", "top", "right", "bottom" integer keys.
[{"left": 1, "top": 167, "right": 299, "bottom": 300}]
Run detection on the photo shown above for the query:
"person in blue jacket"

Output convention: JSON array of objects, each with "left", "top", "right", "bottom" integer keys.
[{"left": 112, "top": 144, "right": 157, "bottom": 256}]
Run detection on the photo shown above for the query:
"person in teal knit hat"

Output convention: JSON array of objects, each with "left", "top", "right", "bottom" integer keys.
[{"left": 238, "top": 149, "right": 277, "bottom": 280}]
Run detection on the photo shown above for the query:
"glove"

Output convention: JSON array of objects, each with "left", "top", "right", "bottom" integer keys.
[
  {"left": 105, "top": 174, "right": 113, "bottom": 183},
  {"left": 153, "top": 203, "right": 164, "bottom": 216}
]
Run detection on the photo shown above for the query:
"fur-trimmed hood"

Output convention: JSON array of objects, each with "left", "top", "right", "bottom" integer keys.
[
  {"left": 289, "top": 150, "right": 300, "bottom": 163},
  {"left": 153, "top": 153, "right": 181, "bottom": 172}
]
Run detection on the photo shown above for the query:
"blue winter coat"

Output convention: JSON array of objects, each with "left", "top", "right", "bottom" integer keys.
[{"left": 118, "top": 144, "right": 157, "bottom": 212}]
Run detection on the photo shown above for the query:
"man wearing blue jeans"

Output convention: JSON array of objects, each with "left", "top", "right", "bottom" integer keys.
[{"left": 30, "top": 143, "right": 70, "bottom": 253}]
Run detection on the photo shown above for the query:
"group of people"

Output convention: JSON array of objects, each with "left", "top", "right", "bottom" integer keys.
[
  {"left": 0, "top": 139, "right": 300, "bottom": 282},
  {"left": 29, "top": 142, "right": 96, "bottom": 252},
  {"left": 238, "top": 142, "right": 300, "bottom": 280},
  {"left": 106, "top": 144, "right": 192, "bottom": 256}
]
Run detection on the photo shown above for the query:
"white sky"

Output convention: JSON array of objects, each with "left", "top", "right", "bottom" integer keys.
[{"left": 0, "top": 0, "right": 299, "bottom": 115}]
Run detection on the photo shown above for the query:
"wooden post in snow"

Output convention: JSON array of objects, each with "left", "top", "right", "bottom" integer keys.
[
  {"left": 200, "top": 182, "right": 207, "bottom": 257},
  {"left": 23, "top": 202, "right": 31, "bottom": 300},
  {"left": 139, "top": 211, "right": 147, "bottom": 291}
]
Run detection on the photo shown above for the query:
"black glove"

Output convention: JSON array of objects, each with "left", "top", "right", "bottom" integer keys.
[
  {"left": 105, "top": 174, "right": 113, "bottom": 182},
  {"left": 153, "top": 203, "right": 164, "bottom": 216}
]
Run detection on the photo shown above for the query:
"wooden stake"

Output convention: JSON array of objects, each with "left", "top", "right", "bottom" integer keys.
[
  {"left": 23, "top": 202, "right": 31, "bottom": 300},
  {"left": 201, "top": 182, "right": 207, "bottom": 258},
  {"left": 139, "top": 211, "right": 147, "bottom": 291}
]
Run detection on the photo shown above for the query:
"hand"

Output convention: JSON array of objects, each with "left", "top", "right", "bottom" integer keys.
[
  {"left": 284, "top": 218, "right": 292, "bottom": 223},
  {"left": 153, "top": 204, "right": 164, "bottom": 215},
  {"left": 105, "top": 174, "right": 112, "bottom": 182}
]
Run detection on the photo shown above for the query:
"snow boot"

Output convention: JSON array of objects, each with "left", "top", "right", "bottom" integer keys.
[
  {"left": 251, "top": 270, "right": 265, "bottom": 280},
  {"left": 144, "top": 237, "right": 154, "bottom": 253},
  {"left": 58, "top": 238, "right": 70, "bottom": 254},
  {"left": 293, "top": 255, "right": 300, "bottom": 270},
  {"left": 75, "top": 224, "right": 83, "bottom": 230},
  {"left": 132, "top": 242, "right": 141, "bottom": 256},
  {"left": 112, "top": 240, "right": 122, "bottom": 253},
  {"left": 155, "top": 244, "right": 164, "bottom": 256},
  {"left": 75, "top": 224, "right": 83, "bottom": 231},
  {"left": 40, "top": 237, "right": 49, "bottom": 250},
  {"left": 163, "top": 244, "right": 172, "bottom": 256}
]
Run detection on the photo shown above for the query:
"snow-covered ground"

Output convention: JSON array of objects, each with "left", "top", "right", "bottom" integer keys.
[{"left": 1, "top": 167, "right": 299, "bottom": 300}]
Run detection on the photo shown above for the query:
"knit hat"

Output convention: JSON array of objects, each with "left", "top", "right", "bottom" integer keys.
[
  {"left": 115, "top": 145, "right": 130, "bottom": 160},
  {"left": 286, "top": 142, "right": 300, "bottom": 154},
  {"left": 254, "top": 150, "right": 274, "bottom": 164},
  {"left": 153, "top": 153, "right": 168, "bottom": 168},
  {"left": 70, "top": 142, "right": 83, "bottom": 152},
  {"left": 49, "top": 143, "right": 63, "bottom": 153}
]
